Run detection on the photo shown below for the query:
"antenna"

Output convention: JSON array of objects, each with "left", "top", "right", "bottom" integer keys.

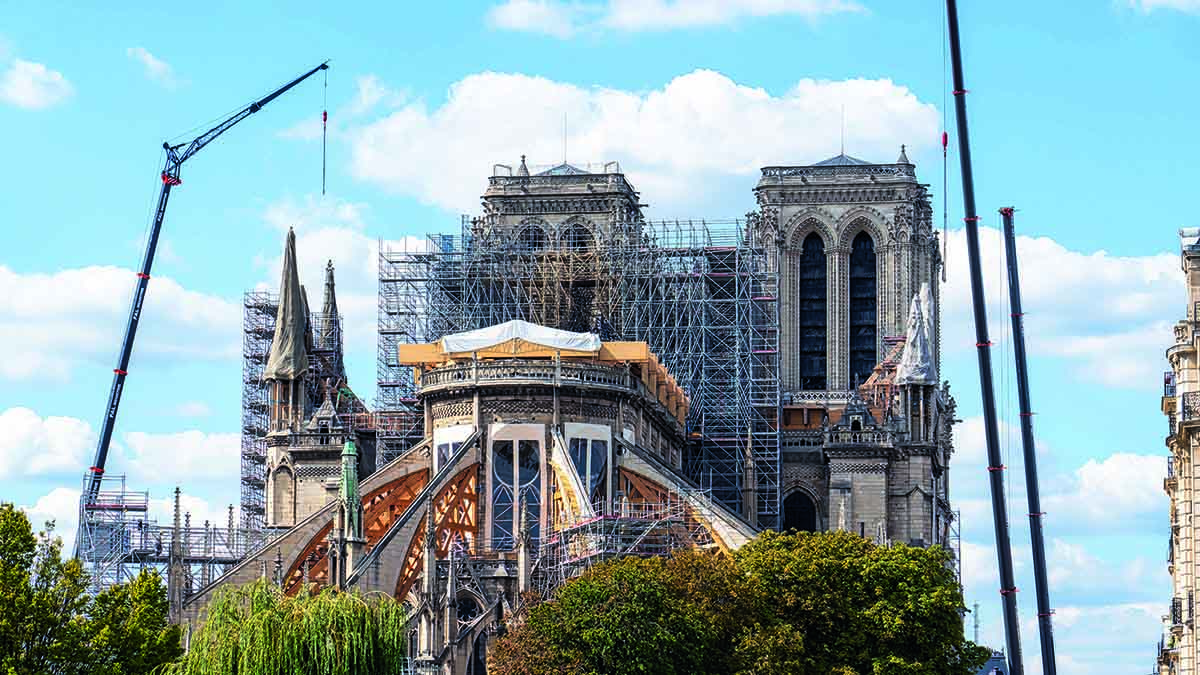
[
  {"left": 840, "top": 103, "right": 845, "bottom": 156},
  {"left": 563, "top": 112, "right": 567, "bottom": 164}
]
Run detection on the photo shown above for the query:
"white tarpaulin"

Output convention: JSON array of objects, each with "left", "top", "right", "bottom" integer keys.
[
  {"left": 895, "top": 292, "right": 936, "bottom": 385},
  {"left": 441, "top": 319, "right": 601, "bottom": 354}
]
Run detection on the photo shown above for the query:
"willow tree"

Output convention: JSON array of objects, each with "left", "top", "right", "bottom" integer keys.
[{"left": 163, "top": 580, "right": 407, "bottom": 675}]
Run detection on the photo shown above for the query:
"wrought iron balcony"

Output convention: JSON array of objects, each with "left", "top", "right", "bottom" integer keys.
[
  {"left": 1182, "top": 392, "right": 1200, "bottom": 423},
  {"left": 1172, "top": 596, "right": 1184, "bottom": 627}
]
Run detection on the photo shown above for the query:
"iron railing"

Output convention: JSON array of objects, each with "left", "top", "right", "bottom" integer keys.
[
  {"left": 1182, "top": 392, "right": 1200, "bottom": 422},
  {"left": 1172, "top": 596, "right": 1184, "bottom": 626}
]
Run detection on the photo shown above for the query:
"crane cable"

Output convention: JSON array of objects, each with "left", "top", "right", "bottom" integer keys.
[
  {"left": 941, "top": 0, "right": 949, "bottom": 283},
  {"left": 322, "top": 67, "right": 328, "bottom": 196}
]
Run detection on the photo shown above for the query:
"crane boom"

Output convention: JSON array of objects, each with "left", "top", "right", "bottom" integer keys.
[{"left": 83, "top": 61, "right": 329, "bottom": 510}]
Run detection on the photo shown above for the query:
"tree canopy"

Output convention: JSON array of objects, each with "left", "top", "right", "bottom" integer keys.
[
  {"left": 490, "top": 530, "right": 989, "bottom": 675},
  {"left": 0, "top": 503, "right": 182, "bottom": 675},
  {"left": 161, "top": 580, "right": 407, "bottom": 675}
]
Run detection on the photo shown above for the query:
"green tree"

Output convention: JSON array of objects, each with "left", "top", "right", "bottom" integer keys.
[
  {"left": 0, "top": 503, "right": 182, "bottom": 675},
  {"left": 735, "top": 530, "right": 990, "bottom": 675},
  {"left": 492, "top": 551, "right": 760, "bottom": 675},
  {"left": 0, "top": 504, "right": 90, "bottom": 674},
  {"left": 490, "top": 531, "right": 990, "bottom": 675},
  {"left": 85, "top": 570, "right": 182, "bottom": 674},
  {"left": 162, "top": 579, "right": 407, "bottom": 675}
]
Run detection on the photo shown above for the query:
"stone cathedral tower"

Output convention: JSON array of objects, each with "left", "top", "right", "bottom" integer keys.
[{"left": 750, "top": 148, "right": 955, "bottom": 548}]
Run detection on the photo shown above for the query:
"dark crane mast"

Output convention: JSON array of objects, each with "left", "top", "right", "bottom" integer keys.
[
  {"left": 83, "top": 62, "right": 329, "bottom": 511},
  {"left": 1001, "top": 207, "right": 1057, "bottom": 674},
  {"left": 944, "top": 1, "right": 1025, "bottom": 673}
]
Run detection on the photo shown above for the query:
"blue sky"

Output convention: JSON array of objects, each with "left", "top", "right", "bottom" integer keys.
[{"left": 2, "top": 1, "right": 1195, "bottom": 672}]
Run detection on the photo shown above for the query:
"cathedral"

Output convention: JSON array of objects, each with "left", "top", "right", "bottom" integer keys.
[{"left": 180, "top": 149, "right": 958, "bottom": 674}]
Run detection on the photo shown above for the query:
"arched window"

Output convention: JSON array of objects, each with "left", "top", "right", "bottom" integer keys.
[
  {"left": 797, "top": 232, "right": 827, "bottom": 390},
  {"left": 782, "top": 490, "right": 818, "bottom": 532},
  {"left": 561, "top": 223, "right": 594, "bottom": 251},
  {"left": 516, "top": 226, "right": 548, "bottom": 252},
  {"left": 848, "top": 230, "right": 877, "bottom": 386},
  {"left": 272, "top": 466, "right": 294, "bottom": 526}
]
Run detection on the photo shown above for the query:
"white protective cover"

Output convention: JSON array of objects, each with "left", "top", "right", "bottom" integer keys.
[
  {"left": 895, "top": 292, "right": 937, "bottom": 385},
  {"left": 441, "top": 319, "right": 601, "bottom": 353}
]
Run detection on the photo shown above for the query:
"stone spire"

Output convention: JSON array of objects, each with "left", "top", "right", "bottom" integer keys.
[
  {"left": 516, "top": 154, "right": 529, "bottom": 177},
  {"left": 897, "top": 144, "right": 911, "bottom": 165},
  {"left": 339, "top": 440, "right": 362, "bottom": 540},
  {"left": 322, "top": 260, "right": 339, "bottom": 318},
  {"left": 263, "top": 228, "right": 309, "bottom": 381}
]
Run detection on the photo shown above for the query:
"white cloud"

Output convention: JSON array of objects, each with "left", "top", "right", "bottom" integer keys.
[
  {"left": 942, "top": 227, "right": 1181, "bottom": 390},
  {"left": 0, "top": 58, "right": 72, "bottom": 109},
  {"left": 0, "top": 264, "right": 240, "bottom": 383},
  {"left": 20, "top": 487, "right": 82, "bottom": 552},
  {"left": 487, "top": 0, "right": 863, "bottom": 36},
  {"left": 487, "top": 0, "right": 586, "bottom": 37},
  {"left": 0, "top": 407, "right": 93, "bottom": 479},
  {"left": 126, "top": 47, "right": 176, "bottom": 88},
  {"left": 122, "top": 430, "right": 239, "bottom": 483},
  {"left": 1046, "top": 452, "right": 1166, "bottom": 528},
  {"left": 1128, "top": 0, "right": 1200, "bottom": 13},
  {"left": 350, "top": 70, "right": 937, "bottom": 215}
]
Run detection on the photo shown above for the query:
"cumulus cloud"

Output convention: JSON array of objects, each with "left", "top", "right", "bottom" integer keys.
[
  {"left": 122, "top": 430, "right": 239, "bottom": 484},
  {"left": 281, "top": 74, "right": 406, "bottom": 141},
  {"left": 126, "top": 47, "right": 177, "bottom": 88},
  {"left": 0, "top": 264, "right": 240, "bottom": 383},
  {"left": 1127, "top": 0, "right": 1200, "bottom": 12},
  {"left": 148, "top": 490, "right": 232, "bottom": 529},
  {"left": 941, "top": 226, "right": 1181, "bottom": 390},
  {"left": 175, "top": 401, "right": 212, "bottom": 417},
  {"left": 20, "top": 487, "right": 82, "bottom": 551},
  {"left": 350, "top": 70, "right": 937, "bottom": 215},
  {"left": 0, "top": 407, "right": 93, "bottom": 479},
  {"left": 487, "top": 0, "right": 863, "bottom": 36},
  {"left": 0, "top": 58, "right": 72, "bottom": 109}
]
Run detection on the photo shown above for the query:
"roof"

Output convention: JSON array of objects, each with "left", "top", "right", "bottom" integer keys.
[
  {"left": 813, "top": 153, "right": 872, "bottom": 166},
  {"left": 262, "top": 229, "right": 309, "bottom": 381},
  {"left": 536, "top": 162, "right": 590, "bottom": 176}
]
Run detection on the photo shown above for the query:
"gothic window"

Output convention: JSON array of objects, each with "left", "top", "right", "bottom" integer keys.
[
  {"left": 491, "top": 440, "right": 514, "bottom": 549},
  {"left": 848, "top": 230, "right": 877, "bottom": 386},
  {"left": 516, "top": 226, "right": 548, "bottom": 252},
  {"left": 568, "top": 437, "right": 608, "bottom": 505},
  {"left": 797, "top": 232, "right": 827, "bottom": 390},
  {"left": 782, "top": 490, "right": 818, "bottom": 532},
  {"left": 517, "top": 439, "right": 541, "bottom": 542},
  {"left": 561, "top": 223, "right": 594, "bottom": 251}
]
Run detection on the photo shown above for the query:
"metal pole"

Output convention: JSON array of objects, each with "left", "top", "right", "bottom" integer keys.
[
  {"left": 944, "top": 2, "right": 1024, "bottom": 673},
  {"left": 1001, "top": 207, "right": 1056, "bottom": 674}
]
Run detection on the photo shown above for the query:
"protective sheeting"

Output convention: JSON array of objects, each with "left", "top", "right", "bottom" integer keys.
[
  {"left": 440, "top": 319, "right": 601, "bottom": 354},
  {"left": 263, "top": 228, "right": 310, "bottom": 381},
  {"left": 919, "top": 282, "right": 935, "bottom": 350},
  {"left": 896, "top": 292, "right": 936, "bottom": 385}
]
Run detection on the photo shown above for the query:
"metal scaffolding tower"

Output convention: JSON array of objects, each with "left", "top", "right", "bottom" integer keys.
[
  {"left": 241, "top": 291, "right": 276, "bottom": 531},
  {"left": 376, "top": 218, "right": 781, "bottom": 526}
]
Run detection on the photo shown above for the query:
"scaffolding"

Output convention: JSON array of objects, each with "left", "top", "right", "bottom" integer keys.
[
  {"left": 534, "top": 498, "right": 717, "bottom": 598},
  {"left": 76, "top": 474, "right": 269, "bottom": 594},
  {"left": 241, "top": 291, "right": 276, "bottom": 531},
  {"left": 377, "top": 217, "right": 781, "bottom": 527}
]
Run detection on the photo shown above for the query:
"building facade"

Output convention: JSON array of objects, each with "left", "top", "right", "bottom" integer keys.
[
  {"left": 1159, "top": 230, "right": 1200, "bottom": 675},
  {"left": 179, "top": 152, "right": 960, "bottom": 673}
]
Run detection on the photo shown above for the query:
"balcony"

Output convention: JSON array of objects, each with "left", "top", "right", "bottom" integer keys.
[
  {"left": 1181, "top": 392, "right": 1200, "bottom": 424},
  {"left": 1166, "top": 456, "right": 1177, "bottom": 493}
]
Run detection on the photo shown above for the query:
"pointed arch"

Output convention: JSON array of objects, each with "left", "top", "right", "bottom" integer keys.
[
  {"left": 559, "top": 217, "right": 596, "bottom": 251},
  {"left": 515, "top": 218, "right": 549, "bottom": 252},
  {"left": 848, "top": 229, "right": 877, "bottom": 386},
  {"left": 782, "top": 486, "right": 820, "bottom": 532},
  {"left": 796, "top": 232, "right": 827, "bottom": 390}
]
